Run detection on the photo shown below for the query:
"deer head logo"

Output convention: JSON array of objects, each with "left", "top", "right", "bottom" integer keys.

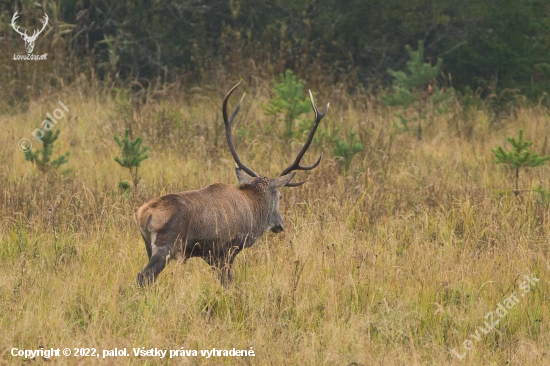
[{"left": 11, "top": 11, "right": 48, "bottom": 54}]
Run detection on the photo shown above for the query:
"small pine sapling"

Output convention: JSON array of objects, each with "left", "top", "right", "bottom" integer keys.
[
  {"left": 114, "top": 129, "right": 149, "bottom": 193},
  {"left": 333, "top": 131, "right": 364, "bottom": 170},
  {"left": 261, "top": 70, "right": 311, "bottom": 139},
  {"left": 492, "top": 130, "right": 550, "bottom": 196},
  {"left": 383, "top": 40, "right": 452, "bottom": 140},
  {"left": 24, "top": 126, "right": 69, "bottom": 173}
]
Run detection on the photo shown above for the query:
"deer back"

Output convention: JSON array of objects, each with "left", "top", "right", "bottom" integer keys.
[{"left": 138, "top": 181, "right": 272, "bottom": 246}]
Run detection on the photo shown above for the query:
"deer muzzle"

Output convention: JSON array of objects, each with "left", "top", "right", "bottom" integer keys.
[{"left": 271, "top": 223, "right": 284, "bottom": 233}]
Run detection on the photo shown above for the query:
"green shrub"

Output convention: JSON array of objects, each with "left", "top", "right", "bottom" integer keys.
[
  {"left": 114, "top": 129, "right": 149, "bottom": 193},
  {"left": 262, "top": 70, "right": 311, "bottom": 140},
  {"left": 492, "top": 129, "right": 550, "bottom": 196},
  {"left": 333, "top": 131, "right": 363, "bottom": 170},
  {"left": 383, "top": 41, "right": 452, "bottom": 140},
  {"left": 24, "top": 127, "right": 69, "bottom": 173}
]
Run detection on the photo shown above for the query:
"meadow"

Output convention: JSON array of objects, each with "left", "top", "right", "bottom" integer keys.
[{"left": 0, "top": 79, "right": 549, "bottom": 365}]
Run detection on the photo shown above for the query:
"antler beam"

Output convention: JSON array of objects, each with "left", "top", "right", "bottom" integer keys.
[
  {"left": 223, "top": 81, "right": 259, "bottom": 178},
  {"left": 280, "top": 90, "right": 329, "bottom": 187}
]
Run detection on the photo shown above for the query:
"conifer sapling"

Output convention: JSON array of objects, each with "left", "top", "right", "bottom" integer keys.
[
  {"left": 261, "top": 70, "right": 311, "bottom": 139},
  {"left": 114, "top": 129, "right": 149, "bottom": 192},
  {"left": 24, "top": 127, "right": 69, "bottom": 173},
  {"left": 492, "top": 129, "right": 550, "bottom": 196},
  {"left": 333, "top": 131, "right": 364, "bottom": 170},
  {"left": 383, "top": 40, "right": 452, "bottom": 140}
]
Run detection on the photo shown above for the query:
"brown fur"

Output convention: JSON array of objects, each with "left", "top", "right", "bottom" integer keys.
[{"left": 136, "top": 174, "right": 292, "bottom": 287}]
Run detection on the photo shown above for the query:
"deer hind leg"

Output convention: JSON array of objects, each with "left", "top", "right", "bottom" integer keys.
[
  {"left": 139, "top": 231, "right": 152, "bottom": 260},
  {"left": 137, "top": 231, "right": 170, "bottom": 287}
]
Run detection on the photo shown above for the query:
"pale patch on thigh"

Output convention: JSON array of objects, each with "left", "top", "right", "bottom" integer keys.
[
  {"left": 151, "top": 232, "right": 158, "bottom": 252},
  {"left": 151, "top": 231, "right": 169, "bottom": 256}
]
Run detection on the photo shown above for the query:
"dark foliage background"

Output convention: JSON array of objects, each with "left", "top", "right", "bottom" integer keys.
[{"left": 1, "top": 0, "right": 549, "bottom": 96}]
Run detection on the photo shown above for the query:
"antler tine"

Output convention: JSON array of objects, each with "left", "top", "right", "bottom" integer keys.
[
  {"left": 223, "top": 81, "right": 259, "bottom": 178},
  {"left": 280, "top": 90, "right": 329, "bottom": 182},
  {"left": 11, "top": 11, "right": 27, "bottom": 37},
  {"left": 285, "top": 176, "right": 310, "bottom": 187}
]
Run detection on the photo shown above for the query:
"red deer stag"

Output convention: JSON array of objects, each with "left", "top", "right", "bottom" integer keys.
[{"left": 136, "top": 81, "right": 329, "bottom": 287}]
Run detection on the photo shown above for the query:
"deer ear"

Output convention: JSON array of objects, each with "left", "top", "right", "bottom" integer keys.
[
  {"left": 235, "top": 166, "right": 255, "bottom": 185},
  {"left": 269, "top": 172, "right": 296, "bottom": 188}
]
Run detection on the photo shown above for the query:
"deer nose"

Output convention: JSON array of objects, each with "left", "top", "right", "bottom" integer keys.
[{"left": 271, "top": 223, "right": 284, "bottom": 233}]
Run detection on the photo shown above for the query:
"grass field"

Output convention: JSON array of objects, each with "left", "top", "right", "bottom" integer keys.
[{"left": 0, "top": 81, "right": 549, "bottom": 365}]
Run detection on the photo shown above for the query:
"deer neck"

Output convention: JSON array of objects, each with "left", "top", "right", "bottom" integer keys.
[{"left": 238, "top": 182, "right": 272, "bottom": 234}]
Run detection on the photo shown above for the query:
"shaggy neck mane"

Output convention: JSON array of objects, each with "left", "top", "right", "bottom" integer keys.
[{"left": 238, "top": 178, "right": 271, "bottom": 230}]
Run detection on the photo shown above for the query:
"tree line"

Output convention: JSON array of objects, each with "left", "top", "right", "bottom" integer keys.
[{"left": 2, "top": 0, "right": 550, "bottom": 97}]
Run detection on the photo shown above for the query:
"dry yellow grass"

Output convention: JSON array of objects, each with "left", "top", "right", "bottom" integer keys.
[{"left": 0, "top": 80, "right": 549, "bottom": 365}]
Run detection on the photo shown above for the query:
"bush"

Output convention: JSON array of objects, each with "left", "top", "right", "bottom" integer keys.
[
  {"left": 24, "top": 127, "right": 69, "bottom": 174},
  {"left": 262, "top": 70, "right": 311, "bottom": 140}
]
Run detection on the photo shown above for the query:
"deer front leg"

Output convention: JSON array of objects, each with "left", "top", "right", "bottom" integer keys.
[
  {"left": 218, "top": 258, "right": 235, "bottom": 288},
  {"left": 205, "top": 246, "right": 241, "bottom": 288}
]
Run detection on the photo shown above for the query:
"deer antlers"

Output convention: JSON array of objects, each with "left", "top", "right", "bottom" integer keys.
[
  {"left": 11, "top": 11, "right": 49, "bottom": 41},
  {"left": 223, "top": 81, "right": 260, "bottom": 178},
  {"left": 279, "top": 90, "right": 329, "bottom": 186},
  {"left": 223, "top": 81, "right": 329, "bottom": 186}
]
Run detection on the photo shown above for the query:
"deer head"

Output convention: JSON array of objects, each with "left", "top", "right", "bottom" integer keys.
[
  {"left": 11, "top": 11, "right": 49, "bottom": 54},
  {"left": 223, "top": 81, "right": 329, "bottom": 231}
]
